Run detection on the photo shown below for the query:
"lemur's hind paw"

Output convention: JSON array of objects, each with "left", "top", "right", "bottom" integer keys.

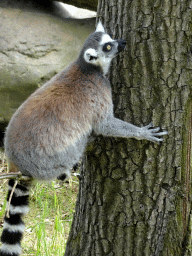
[
  {"left": 72, "top": 173, "right": 82, "bottom": 180},
  {"left": 57, "top": 173, "right": 68, "bottom": 181}
]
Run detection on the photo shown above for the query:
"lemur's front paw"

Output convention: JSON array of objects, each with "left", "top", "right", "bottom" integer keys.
[{"left": 140, "top": 123, "right": 168, "bottom": 143}]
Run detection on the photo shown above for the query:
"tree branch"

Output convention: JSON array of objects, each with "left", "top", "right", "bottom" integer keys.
[{"left": 0, "top": 172, "right": 30, "bottom": 180}]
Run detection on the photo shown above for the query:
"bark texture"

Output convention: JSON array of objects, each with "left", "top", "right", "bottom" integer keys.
[{"left": 65, "top": 1, "right": 192, "bottom": 255}]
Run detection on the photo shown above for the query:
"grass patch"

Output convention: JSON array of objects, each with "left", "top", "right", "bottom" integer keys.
[{"left": 0, "top": 149, "right": 79, "bottom": 256}]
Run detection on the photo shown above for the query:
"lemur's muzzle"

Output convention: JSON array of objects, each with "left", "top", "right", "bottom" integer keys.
[{"left": 117, "top": 39, "right": 126, "bottom": 53}]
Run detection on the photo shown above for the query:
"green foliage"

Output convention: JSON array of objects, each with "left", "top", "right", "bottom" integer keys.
[{"left": 0, "top": 163, "right": 79, "bottom": 256}]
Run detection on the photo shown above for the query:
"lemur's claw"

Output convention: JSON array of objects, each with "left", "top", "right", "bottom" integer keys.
[{"left": 142, "top": 124, "right": 168, "bottom": 143}]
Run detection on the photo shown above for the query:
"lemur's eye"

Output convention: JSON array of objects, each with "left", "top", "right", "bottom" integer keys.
[
  {"left": 103, "top": 43, "right": 113, "bottom": 52},
  {"left": 107, "top": 44, "right": 112, "bottom": 50}
]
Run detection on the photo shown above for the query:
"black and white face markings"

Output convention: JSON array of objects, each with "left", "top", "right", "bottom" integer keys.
[
  {"left": 0, "top": 179, "right": 30, "bottom": 256},
  {"left": 83, "top": 22, "right": 126, "bottom": 75}
]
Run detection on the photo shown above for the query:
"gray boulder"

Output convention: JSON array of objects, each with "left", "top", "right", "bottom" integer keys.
[
  {"left": 55, "top": 0, "right": 98, "bottom": 11},
  {"left": 0, "top": 1, "right": 96, "bottom": 124}
]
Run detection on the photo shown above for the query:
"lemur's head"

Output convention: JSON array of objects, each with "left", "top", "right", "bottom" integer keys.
[{"left": 79, "top": 22, "right": 126, "bottom": 75}]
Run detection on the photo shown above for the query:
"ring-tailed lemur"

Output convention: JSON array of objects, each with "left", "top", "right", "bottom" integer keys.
[{"left": 0, "top": 22, "right": 167, "bottom": 256}]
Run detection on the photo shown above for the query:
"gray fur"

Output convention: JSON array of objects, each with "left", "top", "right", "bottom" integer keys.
[{"left": 4, "top": 22, "right": 167, "bottom": 182}]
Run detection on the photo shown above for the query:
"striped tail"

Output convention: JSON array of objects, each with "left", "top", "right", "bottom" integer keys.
[{"left": 0, "top": 179, "right": 30, "bottom": 256}]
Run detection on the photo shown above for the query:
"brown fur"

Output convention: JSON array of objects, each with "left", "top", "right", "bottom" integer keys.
[
  {"left": 8, "top": 162, "right": 19, "bottom": 173},
  {"left": 5, "top": 61, "right": 112, "bottom": 174}
]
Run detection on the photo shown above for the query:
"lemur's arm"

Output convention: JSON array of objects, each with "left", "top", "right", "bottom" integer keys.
[{"left": 94, "top": 116, "right": 167, "bottom": 143}]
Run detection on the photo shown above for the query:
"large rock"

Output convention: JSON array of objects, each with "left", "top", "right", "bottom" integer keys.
[
  {"left": 55, "top": 0, "right": 98, "bottom": 11},
  {"left": 0, "top": 2, "right": 96, "bottom": 124},
  {"left": 0, "top": 0, "right": 98, "bottom": 12}
]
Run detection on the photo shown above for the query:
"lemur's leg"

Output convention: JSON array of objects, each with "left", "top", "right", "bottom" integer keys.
[
  {"left": 0, "top": 178, "right": 32, "bottom": 256},
  {"left": 57, "top": 163, "right": 82, "bottom": 182},
  {"left": 72, "top": 163, "right": 82, "bottom": 180},
  {"left": 95, "top": 117, "right": 167, "bottom": 143}
]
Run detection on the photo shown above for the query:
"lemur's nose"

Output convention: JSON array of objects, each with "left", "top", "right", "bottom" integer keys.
[{"left": 117, "top": 39, "right": 126, "bottom": 52}]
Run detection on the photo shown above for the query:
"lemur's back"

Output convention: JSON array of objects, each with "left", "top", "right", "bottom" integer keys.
[{"left": 5, "top": 61, "right": 112, "bottom": 180}]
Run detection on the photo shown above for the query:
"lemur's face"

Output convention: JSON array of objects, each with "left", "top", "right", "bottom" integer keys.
[{"left": 82, "top": 22, "right": 126, "bottom": 75}]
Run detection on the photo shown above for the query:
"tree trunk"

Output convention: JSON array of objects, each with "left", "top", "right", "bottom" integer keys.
[{"left": 65, "top": 1, "right": 192, "bottom": 255}]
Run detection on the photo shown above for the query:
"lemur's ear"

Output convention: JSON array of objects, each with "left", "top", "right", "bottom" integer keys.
[
  {"left": 95, "top": 21, "right": 105, "bottom": 33},
  {"left": 84, "top": 48, "right": 98, "bottom": 63}
]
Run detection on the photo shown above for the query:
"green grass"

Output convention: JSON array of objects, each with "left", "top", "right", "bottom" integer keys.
[{"left": 0, "top": 150, "right": 79, "bottom": 256}]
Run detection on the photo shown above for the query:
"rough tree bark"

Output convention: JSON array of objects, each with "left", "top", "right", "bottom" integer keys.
[{"left": 65, "top": 1, "right": 192, "bottom": 255}]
